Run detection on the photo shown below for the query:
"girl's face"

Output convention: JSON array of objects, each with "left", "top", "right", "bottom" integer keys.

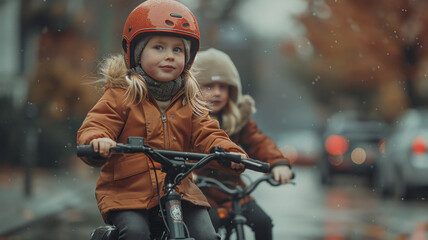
[
  {"left": 201, "top": 82, "right": 229, "bottom": 114},
  {"left": 140, "top": 35, "right": 185, "bottom": 82}
]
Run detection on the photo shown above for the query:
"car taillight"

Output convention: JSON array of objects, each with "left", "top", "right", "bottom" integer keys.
[
  {"left": 378, "top": 137, "right": 386, "bottom": 154},
  {"left": 325, "top": 135, "right": 349, "bottom": 155},
  {"left": 412, "top": 136, "right": 427, "bottom": 155}
]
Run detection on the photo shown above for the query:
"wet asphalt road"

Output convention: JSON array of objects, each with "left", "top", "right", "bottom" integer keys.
[{"left": 3, "top": 166, "right": 428, "bottom": 240}]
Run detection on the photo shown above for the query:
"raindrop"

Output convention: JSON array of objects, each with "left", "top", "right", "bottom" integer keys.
[
  {"left": 386, "top": 52, "right": 390, "bottom": 56},
  {"left": 57, "top": 28, "right": 62, "bottom": 32},
  {"left": 77, "top": 97, "right": 80, "bottom": 101},
  {"left": 337, "top": 204, "right": 341, "bottom": 208}
]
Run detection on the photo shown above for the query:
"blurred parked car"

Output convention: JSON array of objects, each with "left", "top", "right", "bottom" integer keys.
[
  {"left": 319, "top": 110, "right": 388, "bottom": 185},
  {"left": 375, "top": 109, "right": 428, "bottom": 199},
  {"left": 276, "top": 129, "right": 322, "bottom": 166}
]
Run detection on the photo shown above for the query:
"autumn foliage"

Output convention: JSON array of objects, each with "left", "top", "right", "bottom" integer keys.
[{"left": 284, "top": 0, "right": 428, "bottom": 121}]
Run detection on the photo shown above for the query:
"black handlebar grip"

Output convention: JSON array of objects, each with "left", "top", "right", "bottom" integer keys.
[
  {"left": 223, "top": 152, "right": 243, "bottom": 163},
  {"left": 77, "top": 145, "right": 98, "bottom": 157},
  {"left": 241, "top": 158, "right": 270, "bottom": 173}
]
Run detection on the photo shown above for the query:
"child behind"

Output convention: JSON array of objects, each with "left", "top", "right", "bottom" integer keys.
[
  {"left": 192, "top": 48, "right": 293, "bottom": 240},
  {"left": 77, "top": 2, "right": 246, "bottom": 240}
]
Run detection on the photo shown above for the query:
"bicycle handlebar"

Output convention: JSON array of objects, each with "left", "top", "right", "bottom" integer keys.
[
  {"left": 76, "top": 137, "right": 270, "bottom": 173},
  {"left": 196, "top": 172, "right": 295, "bottom": 197}
]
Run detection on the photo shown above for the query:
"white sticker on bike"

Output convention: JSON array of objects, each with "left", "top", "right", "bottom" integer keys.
[{"left": 169, "top": 202, "right": 183, "bottom": 222}]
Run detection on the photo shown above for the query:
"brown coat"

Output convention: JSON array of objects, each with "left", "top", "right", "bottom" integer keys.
[
  {"left": 195, "top": 119, "right": 289, "bottom": 210},
  {"left": 77, "top": 58, "right": 246, "bottom": 223}
]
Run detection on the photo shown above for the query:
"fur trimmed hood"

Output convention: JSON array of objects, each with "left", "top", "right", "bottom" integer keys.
[
  {"left": 99, "top": 55, "right": 130, "bottom": 91},
  {"left": 225, "top": 94, "right": 256, "bottom": 136}
]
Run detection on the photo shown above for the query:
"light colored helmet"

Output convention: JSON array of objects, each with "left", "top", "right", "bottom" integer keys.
[{"left": 192, "top": 48, "right": 241, "bottom": 103}]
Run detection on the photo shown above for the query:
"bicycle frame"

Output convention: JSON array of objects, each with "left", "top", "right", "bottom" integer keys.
[
  {"left": 196, "top": 173, "right": 292, "bottom": 240},
  {"left": 77, "top": 137, "right": 270, "bottom": 240}
]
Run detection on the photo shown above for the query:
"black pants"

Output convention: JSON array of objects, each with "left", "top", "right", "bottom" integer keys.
[
  {"left": 209, "top": 201, "right": 273, "bottom": 240},
  {"left": 109, "top": 201, "right": 220, "bottom": 240}
]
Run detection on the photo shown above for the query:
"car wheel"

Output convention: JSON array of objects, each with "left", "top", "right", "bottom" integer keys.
[
  {"left": 376, "top": 176, "right": 393, "bottom": 199},
  {"left": 320, "top": 164, "right": 331, "bottom": 185},
  {"left": 393, "top": 171, "right": 409, "bottom": 200},
  {"left": 373, "top": 167, "right": 392, "bottom": 198}
]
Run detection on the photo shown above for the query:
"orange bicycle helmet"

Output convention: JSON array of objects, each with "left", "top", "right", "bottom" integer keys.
[{"left": 122, "top": 0, "right": 200, "bottom": 70}]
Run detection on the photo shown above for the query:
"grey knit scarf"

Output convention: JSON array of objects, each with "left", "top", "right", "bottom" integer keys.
[{"left": 133, "top": 66, "right": 183, "bottom": 101}]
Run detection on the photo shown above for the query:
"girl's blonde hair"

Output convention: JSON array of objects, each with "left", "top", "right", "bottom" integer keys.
[
  {"left": 125, "top": 70, "right": 209, "bottom": 117},
  {"left": 98, "top": 54, "right": 208, "bottom": 117},
  {"left": 220, "top": 96, "right": 241, "bottom": 135}
]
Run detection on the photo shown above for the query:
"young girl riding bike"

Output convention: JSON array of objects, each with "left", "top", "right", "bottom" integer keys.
[
  {"left": 77, "top": 2, "right": 246, "bottom": 240},
  {"left": 192, "top": 48, "right": 293, "bottom": 240}
]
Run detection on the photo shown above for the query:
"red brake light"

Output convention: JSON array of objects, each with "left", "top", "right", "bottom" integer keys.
[
  {"left": 325, "top": 135, "right": 349, "bottom": 155},
  {"left": 378, "top": 137, "right": 386, "bottom": 154},
  {"left": 412, "top": 136, "right": 427, "bottom": 155}
]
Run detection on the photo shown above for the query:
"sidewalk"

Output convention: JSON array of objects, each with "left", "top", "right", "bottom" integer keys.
[{"left": 0, "top": 162, "right": 99, "bottom": 236}]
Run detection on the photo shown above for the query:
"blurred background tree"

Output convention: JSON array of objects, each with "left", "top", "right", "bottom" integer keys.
[{"left": 282, "top": 0, "right": 428, "bottom": 122}]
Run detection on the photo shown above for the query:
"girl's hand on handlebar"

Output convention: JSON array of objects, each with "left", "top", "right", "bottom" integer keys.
[
  {"left": 89, "top": 138, "right": 117, "bottom": 158},
  {"left": 271, "top": 165, "right": 293, "bottom": 184},
  {"left": 229, "top": 152, "right": 246, "bottom": 171}
]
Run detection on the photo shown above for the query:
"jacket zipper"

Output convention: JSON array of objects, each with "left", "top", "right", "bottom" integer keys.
[{"left": 161, "top": 112, "right": 170, "bottom": 149}]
